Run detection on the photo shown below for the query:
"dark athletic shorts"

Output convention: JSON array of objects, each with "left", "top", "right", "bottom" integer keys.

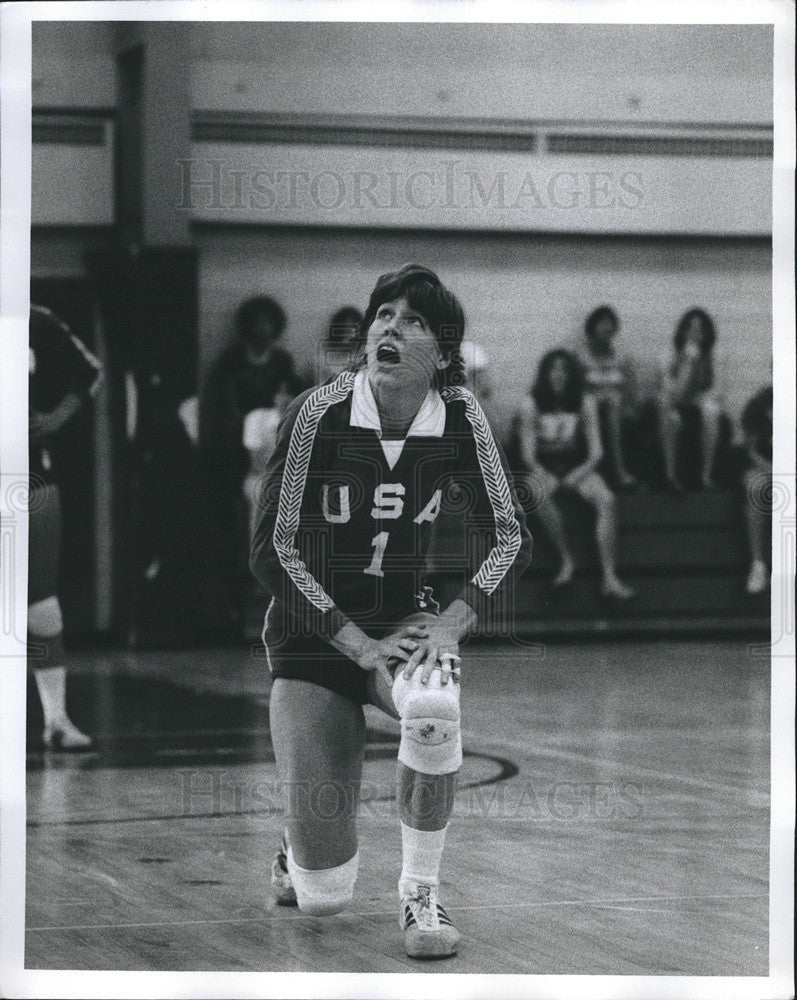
[
  {"left": 263, "top": 601, "right": 415, "bottom": 705},
  {"left": 28, "top": 482, "right": 61, "bottom": 605}
]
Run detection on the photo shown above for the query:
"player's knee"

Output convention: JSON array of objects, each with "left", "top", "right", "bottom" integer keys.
[
  {"left": 286, "top": 847, "right": 358, "bottom": 915},
  {"left": 27, "top": 596, "right": 63, "bottom": 638},
  {"left": 392, "top": 668, "right": 462, "bottom": 775}
]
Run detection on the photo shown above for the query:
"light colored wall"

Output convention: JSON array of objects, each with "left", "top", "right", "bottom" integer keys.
[
  {"left": 30, "top": 20, "right": 773, "bottom": 433},
  {"left": 186, "top": 143, "right": 771, "bottom": 236},
  {"left": 33, "top": 21, "right": 772, "bottom": 124},
  {"left": 196, "top": 226, "right": 771, "bottom": 435},
  {"left": 32, "top": 22, "right": 116, "bottom": 107},
  {"left": 190, "top": 22, "right": 772, "bottom": 124}
]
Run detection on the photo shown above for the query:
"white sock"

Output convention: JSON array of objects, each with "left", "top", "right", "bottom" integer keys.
[{"left": 399, "top": 822, "right": 447, "bottom": 897}]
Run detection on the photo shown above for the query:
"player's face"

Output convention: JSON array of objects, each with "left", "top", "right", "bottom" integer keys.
[
  {"left": 547, "top": 356, "right": 568, "bottom": 396},
  {"left": 365, "top": 297, "right": 445, "bottom": 394}
]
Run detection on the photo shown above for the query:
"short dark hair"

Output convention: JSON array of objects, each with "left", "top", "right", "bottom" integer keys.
[
  {"left": 235, "top": 296, "right": 286, "bottom": 342},
  {"left": 327, "top": 306, "right": 363, "bottom": 346},
  {"left": 360, "top": 264, "right": 466, "bottom": 388},
  {"left": 674, "top": 308, "right": 716, "bottom": 353},
  {"left": 585, "top": 305, "right": 619, "bottom": 342},
  {"left": 531, "top": 349, "right": 584, "bottom": 413}
]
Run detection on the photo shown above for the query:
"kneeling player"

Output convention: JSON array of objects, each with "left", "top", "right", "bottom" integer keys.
[{"left": 250, "top": 265, "right": 532, "bottom": 957}]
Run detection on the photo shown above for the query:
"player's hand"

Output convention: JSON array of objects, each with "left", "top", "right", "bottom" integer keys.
[
  {"left": 401, "top": 622, "right": 461, "bottom": 686},
  {"left": 356, "top": 625, "right": 429, "bottom": 687}
]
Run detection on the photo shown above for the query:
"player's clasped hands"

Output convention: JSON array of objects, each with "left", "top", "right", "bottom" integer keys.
[
  {"left": 401, "top": 620, "right": 461, "bottom": 687},
  {"left": 357, "top": 624, "right": 431, "bottom": 686}
]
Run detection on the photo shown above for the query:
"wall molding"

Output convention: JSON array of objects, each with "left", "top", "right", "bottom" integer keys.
[
  {"left": 33, "top": 113, "right": 112, "bottom": 147},
  {"left": 192, "top": 110, "right": 773, "bottom": 158},
  {"left": 32, "top": 108, "right": 773, "bottom": 160}
]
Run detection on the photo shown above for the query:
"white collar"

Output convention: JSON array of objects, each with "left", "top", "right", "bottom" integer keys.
[{"left": 350, "top": 369, "right": 445, "bottom": 438}]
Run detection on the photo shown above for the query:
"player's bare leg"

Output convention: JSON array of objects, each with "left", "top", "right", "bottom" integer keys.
[
  {"left": 396, "top": 761, "right": 460, "bottom": 956},
  {"left": 269, "top": 678, "right": 365, "bottom": 913},
  {"left": 367, "top": 653, "right": 461, "bottom": 957}
]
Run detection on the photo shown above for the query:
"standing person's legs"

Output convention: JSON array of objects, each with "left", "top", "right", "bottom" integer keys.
[
  {"left": 269, "top": 677, "right": 365, "bottom": 914},
  {"left": 742, "top": 467, "right": 770, "bottom": 594},
  {"left": 525, "top": 467, "right": 575, "bottom": 586},
  {"left": 28, "top": 483, "right": 91, "bottom": 750},
  {"left": 575, "top": 472, "right": 634, "bottom": 599}
]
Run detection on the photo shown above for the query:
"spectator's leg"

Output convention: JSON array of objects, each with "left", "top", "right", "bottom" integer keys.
[
  {"left": 602, "top": 391, "right": 636, "bottom": 488},
  {"left": 696, "top": 394, "right": 721, "bottom": 489},
  {"left": 576, "top": 472, "right": 634, "bottom": 600},
  {"left": 526, "top": 468, "right": 575, "bottom": 585},
  {"left": 656, "top": 395, "right": 682, "bottom": 489},
  {"left": 742, "top": 467, "right": 769, "bottom": 594}
]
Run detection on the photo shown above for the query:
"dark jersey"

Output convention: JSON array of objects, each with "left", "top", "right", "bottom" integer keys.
[
  {"left": 250, "top": 370, "right": 533, "bottom": 642},
  {"left": 205, "top": 342, "right": 299, "bottom": 479},
  {"left": 29, "top": 305, "right": 103, "bottom": 484}
]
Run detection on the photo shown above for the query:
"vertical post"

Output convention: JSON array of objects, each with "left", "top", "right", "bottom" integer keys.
[{"left": 114, "top": 21, "right": 191, "bottom": 247}]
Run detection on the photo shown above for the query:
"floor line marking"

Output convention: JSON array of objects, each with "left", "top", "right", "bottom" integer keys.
[
  {"left": 484, "top": 741, "right": 770, "bottom": 803},
  {"left": 27, "top": 893, "right": 768, "bottom": 932}
]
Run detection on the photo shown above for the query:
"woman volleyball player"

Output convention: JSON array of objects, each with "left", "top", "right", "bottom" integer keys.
[{"left": 250, "top": 264, "right": 532, "bottom": 958}]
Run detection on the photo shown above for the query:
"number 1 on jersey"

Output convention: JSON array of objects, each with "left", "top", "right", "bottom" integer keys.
[{"left": 364, "top": 531, "right": 389, "bottom": 577}]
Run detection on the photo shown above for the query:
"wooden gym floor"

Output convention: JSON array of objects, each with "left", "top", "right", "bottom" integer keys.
[{"left": 25, "top": 638, "right": 769, "bottom": 975}]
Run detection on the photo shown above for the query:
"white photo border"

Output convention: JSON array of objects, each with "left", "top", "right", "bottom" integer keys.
[{"left": 1, "top": 2, "right": 793, "bottom": 998}]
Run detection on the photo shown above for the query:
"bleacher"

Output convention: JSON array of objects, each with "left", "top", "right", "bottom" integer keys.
[
  {"left": 513, "top": 487, "right": 769, "bottom": 637},
  {"left": 241, "top": 485, "right": 768, "bottom": 645}
]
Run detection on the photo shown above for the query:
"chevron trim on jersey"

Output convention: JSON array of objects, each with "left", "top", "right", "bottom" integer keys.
[
  {"left": 31, "top": 303, "right": 104, "bottom": 398},
  {"left": 442, "top": 386, "right": 522, "bottom": 594},
  {"left": 272, "top": 371, "right": 356, "bottom": 612}
]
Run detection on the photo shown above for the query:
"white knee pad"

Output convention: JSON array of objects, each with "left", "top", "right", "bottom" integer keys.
[
  {"left": 28, "top": 596, "right": 63, "bottom": 638},
  {"left": 286, "top": 847, "right": 358, "bottom": 915},
  {"left": 392, "top": 668, "right": 462, "bottom": 775}
]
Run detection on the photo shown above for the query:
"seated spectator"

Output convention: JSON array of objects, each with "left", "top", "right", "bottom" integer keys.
[
  {"left": 459, "top": 340, "right": 510, "bottom": 446},
  {"left": 577, "top": 306, "right": 638, "bottom": 489},
  {"left": 740, "top": 384, "right": 772, "bottom": 595},
  {"left": 242, "top": 380, "right": 293, "bottom": 542},
  {"left": 317, "top": 306, "right": 363, "bottom": 383},
  {"left": 518, "top": 349, "right": 634, "bottom": 600},
  {"left": 203, "top": 295, "right": 298, "bottom": 634},
  {"left": 460, "top": 341, "right": 492, "bottom": 402},
  {"left": 656, "top": 308, "right": 723, "bottom": 491}
]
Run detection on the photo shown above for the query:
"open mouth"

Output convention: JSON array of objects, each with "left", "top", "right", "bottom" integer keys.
[{"left": 376, "top": 342, "right": 401, "bottom": 365}]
